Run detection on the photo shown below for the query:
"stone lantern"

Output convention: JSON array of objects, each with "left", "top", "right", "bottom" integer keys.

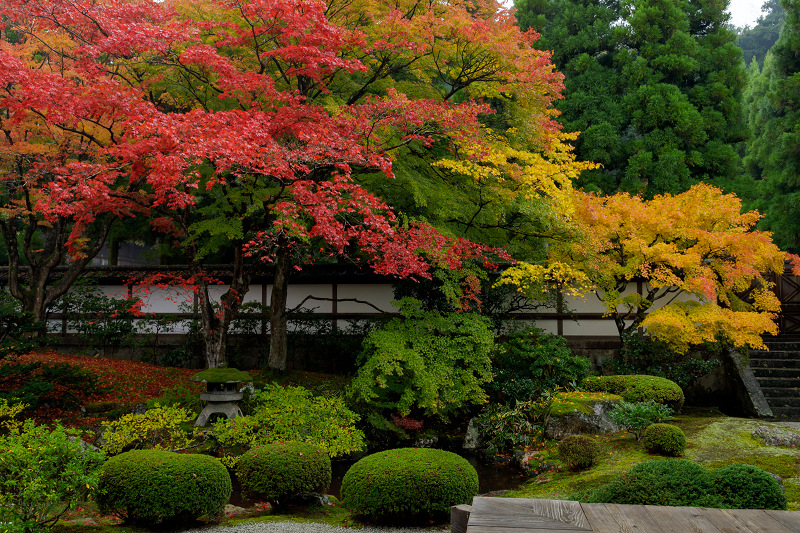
[{"left": 191, "top": 368, "right": 253, "bottom": 427}]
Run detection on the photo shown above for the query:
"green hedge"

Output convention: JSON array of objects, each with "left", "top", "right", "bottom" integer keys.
[
  {"left": 341, "top": 448, "right": 478, "bottom": 523},
  {"left": 558, "top": 435, "right": 600, "bottom": 471},
  {"left": 97, "top": 450, "right": 231, "bottom": 527},
  {"left": 583, "top": 375, "right": 684, "bottom": 412},
  {"left": 588, "top": 459, "right": 786, "bottom": 510},
  {"left": 236, "top": 442, "right": 331, "bottom": 502}
]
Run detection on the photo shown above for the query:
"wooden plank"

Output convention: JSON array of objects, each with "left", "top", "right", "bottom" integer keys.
[
  {"left": 466, "top": 527, "right": 593, "bottom": 533},
  {"left": 644, "top": 505, "right": 722, "bottom": 533},
  {"left": 469, "top": 498, "right": 591, "bottom": 530},
  {"left": 720, "top": 509, "right": 794, "bottom": 533},
  {"left": 581, "top": 502, "right": 669, "bottom": 533},
  {"left": 692, "top": 508, "right": 758, "bottom": 533},
  {"left": 765, "top": 509, "right": 800, "bottom": 531}
]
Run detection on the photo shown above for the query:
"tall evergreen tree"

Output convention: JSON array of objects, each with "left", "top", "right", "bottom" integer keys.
[
  {"left": 737, "top": 0, "right": 785, "bottom": 67},
  {"left": 516, "top": 0, "right": 748, "bottom": 197},
  {"left": 744, "top": 0, "right": 800, "bottom": 253}
]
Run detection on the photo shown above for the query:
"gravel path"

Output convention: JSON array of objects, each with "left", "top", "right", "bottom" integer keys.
[{"left": 183, "top": 523, "right": 446, "bottom": 533}]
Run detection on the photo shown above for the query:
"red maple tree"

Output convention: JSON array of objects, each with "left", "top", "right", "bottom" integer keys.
[{"left": 1, "top": 0, "right": 564, "bottom": 368}]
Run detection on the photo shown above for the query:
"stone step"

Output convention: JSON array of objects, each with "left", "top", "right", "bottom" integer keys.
[
  {"left": 751, "top": 367, "right": 800, "bottom": 378},
  {"left": 761, "top": 341, "right": 800, "bottom": 351},
  {"left": 760, "top": 387, "right": 800, "bottom": 399},
  {"left": 750, "top": 349, "right": 800, "bottom": 360},
  {"left": 767, "top": 406, "right": 800, "bottom": 418},
  {"left": 751, "top": 358, "right": 800, "bottom": 369},
  {"left": 752, "top": 376, "right": 800, "bottom": 388},
  {"left": 762, "top": 395, "right": 800, "bottom": 407}
]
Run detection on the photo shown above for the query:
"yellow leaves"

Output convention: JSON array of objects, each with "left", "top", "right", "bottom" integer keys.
[
  {"left": 642, "top": 302, "right": 778, "bottom": 354},
  {"left": 497, "top": 261, "right": 592, "bottom": 299}
]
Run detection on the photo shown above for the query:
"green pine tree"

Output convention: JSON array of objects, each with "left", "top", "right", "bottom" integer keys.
[
  {"left": 516, "top": 0, "right": 747, "bottom": 197},
  {"left": 744, "top": 0, "right": 800, "bottom": 253}
]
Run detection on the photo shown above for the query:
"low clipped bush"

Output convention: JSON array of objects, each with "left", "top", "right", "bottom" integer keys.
[
  {"left": 712, "top": 464, "right": 787, "bottom": 510},
  {"left": 558, "top": 435, "right": 600, "bottom": 471},
  {"left": 341, "top": 448, "right": 478, "bottom": 523},
  {"left": 588, "top": 459, "right": 720, "bottom": 507},
  {"left": 588, "top": 459, "right": 788, "bottom": 510},
  {"left": 643, "top": 423, "right": 686, "bottom": 456},
  {"left": 584, "top": 375, "right": 684, "bottom": 412},
  {"left": 97, "top": 450, "right": 231, "bottom": 527},
  {"left": 236, "top": 442, "right": 331, "bottom": 502}
]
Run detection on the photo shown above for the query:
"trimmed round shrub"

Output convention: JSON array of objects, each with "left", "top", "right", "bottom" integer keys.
[
  {"left": 97, "top": 450, "right": 231, "bottom": 527},
  {"left": 588, "top": 459, "right": 721, "bottom": 507},
  {"left": 558, "top": 435, "right": 600, "bottom": 471},
  {"left": 643, "top": 423, "right": 686, "bottom": 456},
  {"left": 341, "top": 448, "right": 478, "bottom": 523},
  {"left": 583, "top": 375, "right": 684, "bottom": 412},
  {"left": 235, "top": 441, "right": 331, "bottom": 501},
  {"left": 712, "top": 464, "right": 787, "bottom": 510}
]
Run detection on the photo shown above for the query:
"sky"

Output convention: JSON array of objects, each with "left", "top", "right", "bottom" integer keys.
[{"left": 727, "top": 0, "right": 767, "bottom": 28}]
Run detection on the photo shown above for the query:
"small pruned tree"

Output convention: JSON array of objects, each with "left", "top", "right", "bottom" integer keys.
[{"left": 499, "top": 184, "right": 794, "bottom": 353}]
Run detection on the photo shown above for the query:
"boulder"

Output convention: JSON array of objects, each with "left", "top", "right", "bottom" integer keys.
[
  {"left": 463, "top": 418, "right": 481, "bottom": 450},
  {"left": 752, "top": 425, "right": 800, "bottom": 447},
  {"left": 544, "top": 392, "right": 623, "bottom": 440}
]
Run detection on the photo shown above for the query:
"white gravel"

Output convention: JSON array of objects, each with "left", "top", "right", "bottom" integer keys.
[{"left": 183, "top": 522, "right": 446, "bottom": 533}]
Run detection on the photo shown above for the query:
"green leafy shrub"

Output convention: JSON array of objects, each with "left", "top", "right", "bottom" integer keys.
[
  {"left": 0, "top": 419, "right": 104, "bottom": 533},
  {"left": 609, "top": 401, "right": 673, "bottom": 440},
  {"left": 0, "top": 360, "right": 99, "bottom": 410},
  {"left": 212, "top": 384, "right": 365, "bottom": 462},
  {"left": 583, "top": 374, "right": 684, "bottom": 412},
  {"left": 589, "top": 460, "right": 788, "bottom": 510},
  {"left": 643, "top": 423, "right": 686, "bottom": 456},
  {"left": 588, "top": 459, "right": 721, "bottom": 507},
  {"left": 558, "top": 435, "right": 601, "bottom": 471},
  {"left": 347, "top": 298, "right": 494, "bottom": 431},
  {"left": 99, "top": 404, "right": 198, "bottom": 455},
  {"left": 61, "top": 285, "right": 143, "bottom": 354},
  {"left": 608, "top": 331, "right": 722, "bottom": 389},
  {"left": 489, "top": 328, "right": 589, "bottom": 401},
  {"left": 147, "top": 384, "right": 204, "bottom": 414},
  {"left": 474, "top": 399, "right": 547, "bottom": 454},
  {"left": 341, "top": 448, "right": 478, "bottom": 524},
  {"left": 712, "top": 464, "right": 787, "bottom": 510},
  {"left": 96, "top": 450, "right": 231, "bottom": 527},
  {"left": 236, "top": 442, "right": 331, "bottom": 502}
]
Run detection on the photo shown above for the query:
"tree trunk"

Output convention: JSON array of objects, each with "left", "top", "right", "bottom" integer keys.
[{"left": 268, "top": 247, "right": 291, "bottom": 370}]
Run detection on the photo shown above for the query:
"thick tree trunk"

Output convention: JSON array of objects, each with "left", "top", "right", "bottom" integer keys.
[
  {"left": 193, "top": 245, "right": 251, "bottom": 369},
  {"left": 268, "top": 247, "right": 291, "bottom": 370}
]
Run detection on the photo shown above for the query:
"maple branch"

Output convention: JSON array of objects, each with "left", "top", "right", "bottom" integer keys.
[{"left": 287, "top": 295, "right": 390, "bottom": 316}]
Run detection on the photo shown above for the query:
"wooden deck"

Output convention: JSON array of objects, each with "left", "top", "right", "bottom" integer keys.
[{"left": 464, "top": 497, "right": 800, "bottom": 533}]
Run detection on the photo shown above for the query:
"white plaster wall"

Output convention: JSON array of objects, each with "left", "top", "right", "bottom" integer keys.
[{"left": 336, "top": 284, "right": 396, "bottom": 313}]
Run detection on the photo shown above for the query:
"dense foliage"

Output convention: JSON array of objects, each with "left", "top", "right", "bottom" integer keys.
[
  {"left": 236, "top": 442, "right": 331, "bottom": 503},
  {"left": 589, "top": 459, "right": 787, "bottom": 510},
  {"left": 99, "top": 405, "right": 198, "bottom": 455},
  {"left": 347, "top": 298, "right": 494, "bottom": 431},
  {"left": 516, "top": 0, "right": 747, "bottom": 197},
  {"left": 489, "top": 328, "right": 589, "bottom": 402},
  {"left": 743, "top": 0, "right": 800, "bottom": 253},
  {"left": 0, "top": 420, "right": 105, "bottom": 533},
  {"left": 97, "top": 450, "right": 231, "bottom": 527},
  {"left": 583, "top": 375, "right": 685, "bottom": 412},
  {"left": 0, "top": 360, "right": 100, "bottom": 411},
  {"left": 341, "top": 448, "right": 478, "bottom": 523},
  {"left": 212, "top": 384, "right": 365, "bottom": 461},
  {"left": 609, "top": 401, "right": 675, "bottom": 441},
  {"left": 473, "top": 399, "right": 548, "bottom": 454}
]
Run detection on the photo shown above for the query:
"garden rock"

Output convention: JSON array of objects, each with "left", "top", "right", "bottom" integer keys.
[
  {"left": 771, "top": 473, "right": 786, "bottom": 496},
  {"left": 413, "top": 434, "right": 439, "bottom": 448},
  {"left": 463, "top": 418, "right": 481, "bottom": 450},
  {"left": 752, "top": 425, "right": 800, "bottom": 447},
  {"left": 545, "top": 399, "right": 621, "bottom": 440}
]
